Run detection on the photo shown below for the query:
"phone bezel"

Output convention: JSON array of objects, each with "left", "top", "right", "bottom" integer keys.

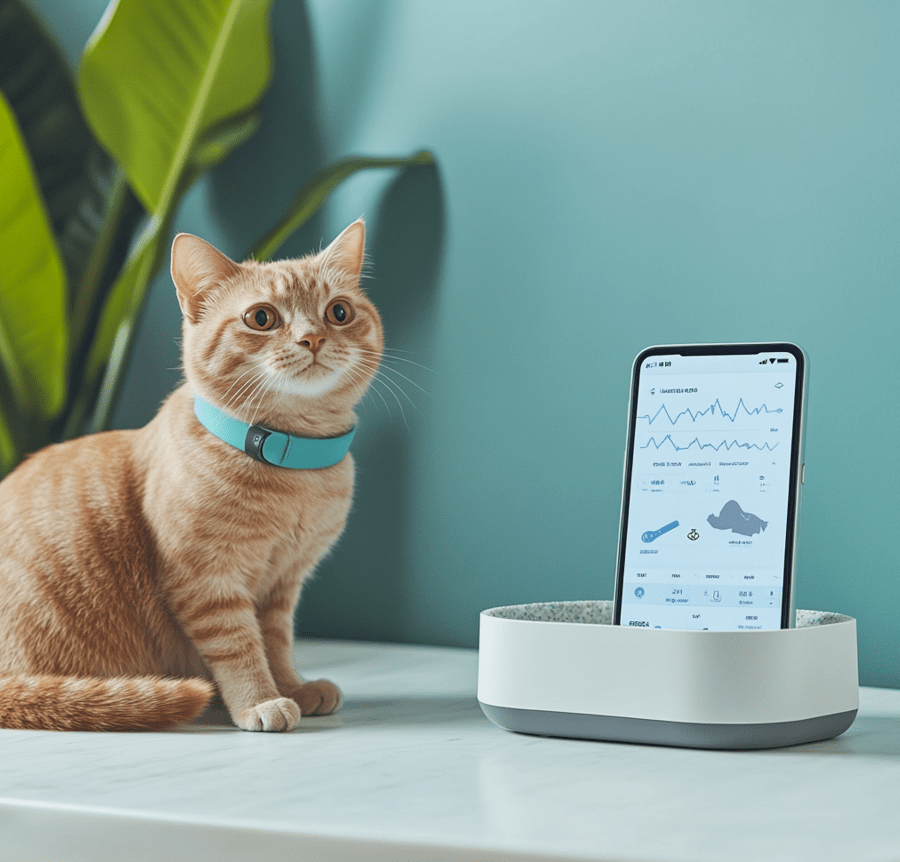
[{"left": 612, "top": 342, "right": 807, "bottom": 630}]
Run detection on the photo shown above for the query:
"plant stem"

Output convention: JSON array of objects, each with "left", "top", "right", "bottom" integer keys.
[
  {"left": 58, "top": 169, "right": 145, "bottom": 442},
  {"left": 251, "top": 151, "right": 435, "bottom": 262},
  {"left": 74, "top": 210, "right": 172, "bottom": 438},
  {"left": 0, "top": 367, "right": 28, "bottom": 467},
  {"left": 68, "top": 168, "right": 132, "bottom": 360}
]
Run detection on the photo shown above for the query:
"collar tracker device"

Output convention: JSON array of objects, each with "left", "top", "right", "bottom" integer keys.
[{"left": 193, "top": 396, "right": 355, "bottom": 469}]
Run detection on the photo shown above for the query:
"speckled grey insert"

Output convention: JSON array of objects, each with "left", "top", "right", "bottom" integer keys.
[{"left": 483, "top": 600, "right": 850, "bottom": 628}]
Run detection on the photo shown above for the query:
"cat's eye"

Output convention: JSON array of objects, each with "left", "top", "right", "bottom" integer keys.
[
  {"left": 243, "top": 304, "right": 280, "bottom": 331},
  {"left": 325, "top": 299, "right": 355, "bottom": 326}
]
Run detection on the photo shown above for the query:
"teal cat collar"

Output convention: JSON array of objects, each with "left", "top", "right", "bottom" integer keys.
[{"left": 193, "top": 396, "right": 355, "bottom": 469}]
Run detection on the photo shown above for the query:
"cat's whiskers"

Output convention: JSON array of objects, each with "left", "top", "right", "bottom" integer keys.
[
  {"left": 351, "top": 357, "right": 417, "bottom": 427},
  {"left": 357, "top": 347, "right": 437, "bottom": 376},
  {"left": 237, "top": 367, "right": 274, "bottom": 426},
  {"left": 248, "top": 369, "right": 282, "bottom": 427},
  {"left": 377, "top": 362, "right": 432, "bottom": 401},
  {"left": 353, "top": 355, "right": 429, "bottom": 407},
  {"left": 220, "top": 365, "right": 267, "bottom": 410},
  {"left": 346, "top": 355, "right": 404, "bottom": 420},
  {"left": 271, "top": 368, "right": 291, "bottom": 418},
  {"left": 344, "top": 364, "right": 393, "bottom": 418},
  {"left": 361, "top": 378, "right": 391, "bottom": 417},
  {"left": 372, "top": 372, "right": 409, "bottom": 428},
  {"left": 354, "top": 350, "right": 434, "bottom": 412},
  {"left": 221, "top": 367, "right": 270, "bottom": 416},
  {"left": 220, "top": 374, "right": 267, "bottom": 418}
]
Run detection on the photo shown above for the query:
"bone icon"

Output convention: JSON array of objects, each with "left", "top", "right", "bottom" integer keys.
[{"left": 641, "top": 520, "right": 679, "bottom": 543}]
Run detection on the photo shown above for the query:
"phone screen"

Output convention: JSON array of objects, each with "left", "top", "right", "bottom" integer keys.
[{"left": 614, "top": 343, "right": 806, "bottom": 631}]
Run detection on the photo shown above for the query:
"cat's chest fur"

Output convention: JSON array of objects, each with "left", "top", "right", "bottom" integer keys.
[{"left": 141, "top": 386, "right": 354, "bottom": 599}]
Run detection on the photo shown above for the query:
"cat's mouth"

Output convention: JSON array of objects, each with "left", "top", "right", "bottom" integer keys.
[
  {"left": 302, "top": 359, "right": 332, "bottom": 374},
  {"left": 270, "top": 358, "right": 345, "bottom": 399}
]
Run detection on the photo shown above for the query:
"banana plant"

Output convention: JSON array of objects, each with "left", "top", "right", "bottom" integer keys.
[{"left": 0, "top": 0, "right": 433, "bottom": 475}]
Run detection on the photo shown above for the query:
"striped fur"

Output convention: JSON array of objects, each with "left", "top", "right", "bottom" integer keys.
[
  {"left": 0, "top": 676, "right": 214, "bottom": 731},
  {"left": 0, "top": 221, "right": 381, "bottom": 732}
]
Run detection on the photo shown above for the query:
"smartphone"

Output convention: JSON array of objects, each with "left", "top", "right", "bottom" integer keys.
[{"left": 613, "top": 343, "right": 807, "bottom": 631}]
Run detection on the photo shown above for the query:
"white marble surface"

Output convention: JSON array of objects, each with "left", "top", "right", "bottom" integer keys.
[{"left": 1, "top": 638, "right": 900, "bottom": 862}]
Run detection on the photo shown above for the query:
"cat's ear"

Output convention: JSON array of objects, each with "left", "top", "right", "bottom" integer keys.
[
  {"left": 321, "top": 219, "right": 366, "bottom": 281},
  {"left": 171, "top": 233, "right": 243, "bottom": 322}
]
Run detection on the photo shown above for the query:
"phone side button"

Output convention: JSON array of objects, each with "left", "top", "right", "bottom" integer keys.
[{"left": 801, "top": 462, "right": 806, "bottom": 484}]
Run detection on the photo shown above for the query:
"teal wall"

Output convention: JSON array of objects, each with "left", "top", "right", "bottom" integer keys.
[{"left": 31, "top": 1, "right": 900, "bottom": 686}]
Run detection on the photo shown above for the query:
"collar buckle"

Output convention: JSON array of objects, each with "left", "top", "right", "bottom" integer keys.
[{"left": 244, "top": 425, "right": 274, "bottom": 464}]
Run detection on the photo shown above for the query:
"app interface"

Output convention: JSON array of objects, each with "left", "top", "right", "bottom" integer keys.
[{"left": 618, "top": 349, "right": 800, "bottom": 631}]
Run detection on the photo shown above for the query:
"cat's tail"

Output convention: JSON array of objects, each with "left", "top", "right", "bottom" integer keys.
[{"left": 0, "top": 675, "right": 214, "bottom": 731}]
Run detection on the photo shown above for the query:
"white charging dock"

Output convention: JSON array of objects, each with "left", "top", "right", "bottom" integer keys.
[{"left": 478, "top": 600, "right": 858, "bottom": 749}]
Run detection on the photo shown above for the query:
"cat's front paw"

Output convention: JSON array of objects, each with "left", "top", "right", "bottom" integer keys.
[
  {"left": 288, "top": 679, "right": 343, "bottom": 716},
  {"left": 235, "top": 697, "right": 301, "bottom": 731}
]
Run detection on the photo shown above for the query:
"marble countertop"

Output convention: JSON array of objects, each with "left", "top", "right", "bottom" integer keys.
[{"left": 1, "top": 638, "right": 899, "bottom": 862}]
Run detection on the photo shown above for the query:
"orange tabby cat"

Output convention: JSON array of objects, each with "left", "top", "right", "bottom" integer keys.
[{"left": 0, "top": 219, "right": 382, "bottom": 731}]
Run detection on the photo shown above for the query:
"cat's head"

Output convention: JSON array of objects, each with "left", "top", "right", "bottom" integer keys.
[{"left": 171, "top": 220, "right": 382, "bottom": 434}]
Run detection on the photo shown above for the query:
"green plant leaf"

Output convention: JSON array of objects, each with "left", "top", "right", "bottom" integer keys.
[
  {"left": 68, "top": 113, "right": 263, "bottom": 438},
  {"left": 68, "top": 212, "right": 170, "bottom": 438},
  {"left": 251, "top": 151, "right": 436, "bottom": 262},
  {"left": 190, "top": 109, "right": 261, "bottom": 175},
  {"left": 78, "top": 0, "right": 273, "bottom": 217},
  {"left": 0, "top": 0, "right": 92, "bottom": 237},
  {"left": 0, "top": 0, "right": 147, "bottom": 385},
  {"left": 0, "top": 336, "right": 24, "bottom": 474},
  {"left": 66, "top": 0, "right": 274, "bottom": 438},
  {"left": 0, "top": 406, "right": 15, "bottom": 476},
  {"left": 64, "top": 158, "right": 144, "bottom": 357},
  {"left": 71, "top": 129, "right": 221, "bottom": 437},
  {"left": 0, "top": 90, "right": 67, "bottom": 420},
  {"left": 0, "top": 415, "right": 17, "bottom": 477},
  {"left": 0, "top": 0, "right": 134, "bottom": 322}
]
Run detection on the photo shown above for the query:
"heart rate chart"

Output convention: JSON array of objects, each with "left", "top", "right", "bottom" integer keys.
[
  {"left": 641, "top": 436, "right": 777, "bottom": 452},
  {"left": 637, "top": 397, "right": 783, "bottom": 454},
  {"left": 638, "top": 398, "right": 783, "bottom": 426}
]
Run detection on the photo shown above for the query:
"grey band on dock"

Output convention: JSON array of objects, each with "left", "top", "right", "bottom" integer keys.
[{"left": 478, "top": 702, "right": 859, "bottom": 750}]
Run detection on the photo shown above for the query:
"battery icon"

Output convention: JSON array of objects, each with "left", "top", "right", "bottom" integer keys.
[{"left": 776, "top": 358, "right": 788, "bottom": 363}]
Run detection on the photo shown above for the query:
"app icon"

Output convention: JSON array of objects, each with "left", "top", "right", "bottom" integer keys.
[
  {"left": 635, "top": 587, "right": 645, "bottom": 599},
  {"left": 642, "top": 520, "right": 679, "bottom": 543}
]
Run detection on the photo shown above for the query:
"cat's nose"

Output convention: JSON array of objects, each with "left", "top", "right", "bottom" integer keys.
[{"left": 297, "top": 333, "right": 326, "bottom": 354}]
